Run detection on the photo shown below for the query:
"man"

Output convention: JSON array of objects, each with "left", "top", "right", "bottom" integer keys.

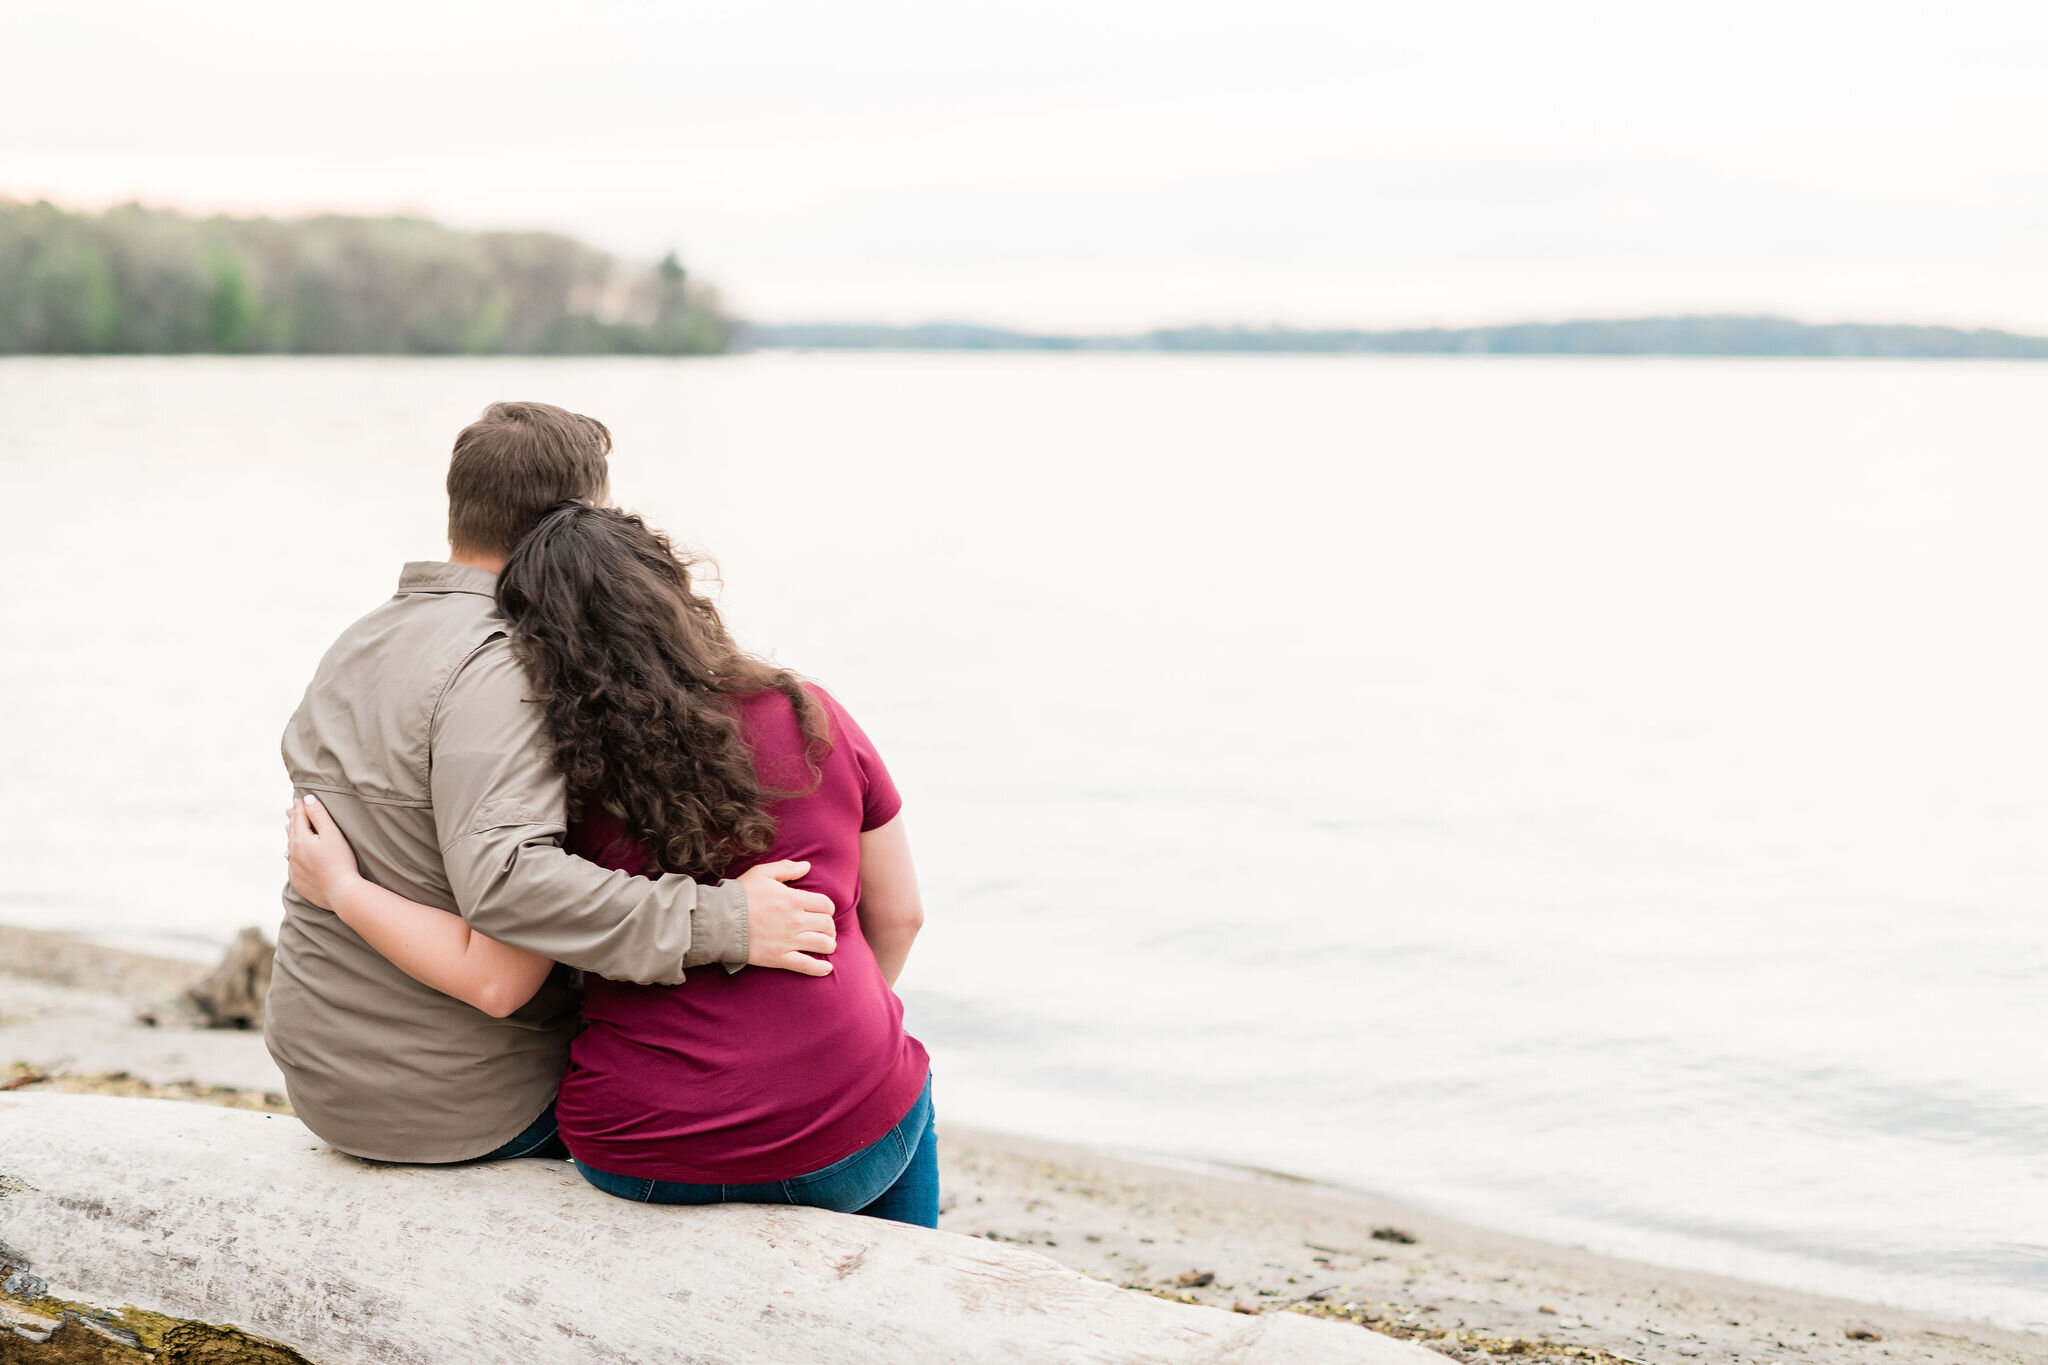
[{"left": 266, "top": 401, "right": 836, "bottom": 1163}]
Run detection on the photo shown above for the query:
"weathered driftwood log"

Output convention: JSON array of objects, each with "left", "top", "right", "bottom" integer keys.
[
  {"left": 179, "top": 928, "right": 274, "bottom": 1030},
  {"left": 0, "top": 1095, "right": 1434, "bottom": 1364},
  {"left": 132, "top": 927, "right": 276, "bottom": 1032}
]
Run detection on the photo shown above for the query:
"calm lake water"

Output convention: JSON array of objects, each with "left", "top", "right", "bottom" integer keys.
[{"left": 1, "top": 353, "right": 2043, "bottom": 1330}]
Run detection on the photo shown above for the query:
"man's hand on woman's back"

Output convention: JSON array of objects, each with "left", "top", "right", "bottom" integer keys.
[{"left": 739, "top": 861, "right": 837, "bottom": 976}]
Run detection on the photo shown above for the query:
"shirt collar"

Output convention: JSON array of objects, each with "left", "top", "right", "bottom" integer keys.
[{"left": 396, "top": 560, "right": 499, "bottom": 598}]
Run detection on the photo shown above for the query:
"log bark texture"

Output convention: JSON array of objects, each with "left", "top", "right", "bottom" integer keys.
[{"left": 0, "top": 1094, "right": 1434, "bottom": 1364}]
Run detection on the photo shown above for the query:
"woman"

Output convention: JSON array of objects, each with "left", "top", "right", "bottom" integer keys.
[{"left": 284, "top": 503, "right": 935, "bottom": 1224}]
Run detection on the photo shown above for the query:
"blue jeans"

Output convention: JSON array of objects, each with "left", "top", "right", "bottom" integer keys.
[
  {"left": 576, "top": 1074, "right": 939, "bottom": 1228},
  {"left": 470, "top": 1101, "right": 570, "bottom": 1162}
]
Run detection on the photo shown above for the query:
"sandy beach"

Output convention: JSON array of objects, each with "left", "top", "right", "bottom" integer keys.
[{"left": 2, "top": 924, "right": 2040, "bottom": 1365}]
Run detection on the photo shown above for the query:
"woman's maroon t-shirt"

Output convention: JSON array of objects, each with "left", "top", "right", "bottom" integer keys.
[{"left": 553, "top": 685, "right": 928, "bottom": 1184}]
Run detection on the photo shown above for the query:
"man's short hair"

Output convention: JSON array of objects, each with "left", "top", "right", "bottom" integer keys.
[{"left": 447, "top": 402, "right": 612, "bottom": 557}]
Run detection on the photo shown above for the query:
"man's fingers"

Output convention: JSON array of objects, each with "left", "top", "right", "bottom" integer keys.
[
  {"left": 793, "top": 913, "right": 836, "bottom": 952},
  {"left": 741, "top": 862, "right": 841, "bottom": 974}
]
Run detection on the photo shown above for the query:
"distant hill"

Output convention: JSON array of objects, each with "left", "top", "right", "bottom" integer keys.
[
  {"left": 8, "top": 207, "right": 2037, "bottom": 363},
  {"left": 0, "top": 200, "right": 728, "bottom": 355},
  {"left": 738, "top": 317, "right": 2048, "bottom": 359}
]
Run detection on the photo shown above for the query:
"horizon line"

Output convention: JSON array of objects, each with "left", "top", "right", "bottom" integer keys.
[{"left": 732, "top": 314, "right": 2048, "bottom": 360}]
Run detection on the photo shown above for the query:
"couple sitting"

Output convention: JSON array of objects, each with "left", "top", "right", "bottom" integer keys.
[{"left": 267, "top": 401, "right": 935, "bottom": 1224}]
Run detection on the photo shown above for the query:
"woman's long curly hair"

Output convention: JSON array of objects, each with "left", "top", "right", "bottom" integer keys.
[{"left": 496, "top": 503, "right": 825, "bottom": 877}]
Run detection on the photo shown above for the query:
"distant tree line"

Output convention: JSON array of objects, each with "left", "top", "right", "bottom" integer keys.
[
  {"left": 0, "top": 200, "right": 728, "bottom": 355},
  {"left": 739, "top": 316, "right": 2048, "bottom": 358}
]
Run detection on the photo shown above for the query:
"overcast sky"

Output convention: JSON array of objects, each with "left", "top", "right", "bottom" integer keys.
[{"left": 8, "top": 0, "right": 2045, "bottom": 331}]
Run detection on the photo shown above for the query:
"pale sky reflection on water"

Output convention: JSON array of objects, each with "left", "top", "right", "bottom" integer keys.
[{"left": 1, "top": 353, "right": 2043, "bottom": 1329}]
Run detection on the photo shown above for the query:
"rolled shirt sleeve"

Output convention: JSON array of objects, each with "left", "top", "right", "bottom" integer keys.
[{"left": 428, "top": 639, "right": 748, "bottom": 982}]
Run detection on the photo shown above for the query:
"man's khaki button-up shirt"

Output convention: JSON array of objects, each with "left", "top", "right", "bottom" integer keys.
[{"left": 266, "top": 561, "right": 749, "bottom": 1162}]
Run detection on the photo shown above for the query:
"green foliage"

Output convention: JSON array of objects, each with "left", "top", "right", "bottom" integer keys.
[
  {"left": 0, "top": 202, "right": 729, "bottom": 356},
  {"left": 5, "top": 212, "right": 124, "bottom": 352},
  {"left": 206, "top": 247, "right": 256, "bottom": 352}
]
